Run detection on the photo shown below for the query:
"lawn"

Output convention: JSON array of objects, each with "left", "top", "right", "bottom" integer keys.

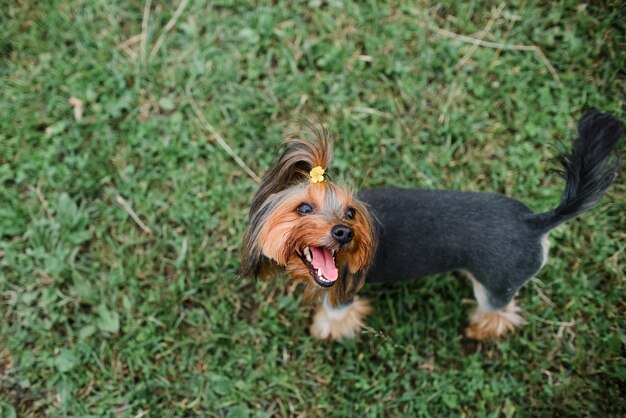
[{"left": 1, "top": 0, "right": 625, "bottom": 416}]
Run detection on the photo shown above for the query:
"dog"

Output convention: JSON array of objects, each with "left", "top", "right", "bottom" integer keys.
[{"left": 241, "top": 111, "right": 623, "bottom": 341}]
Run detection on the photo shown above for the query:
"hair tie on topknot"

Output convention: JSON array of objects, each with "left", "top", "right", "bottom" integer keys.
[{"left": 309, "top": 166, "right": 326, "bottom": 183}]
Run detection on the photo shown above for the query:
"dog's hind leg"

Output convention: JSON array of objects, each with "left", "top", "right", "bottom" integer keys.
[
  {"left": 464, "top": 274, "right": 527, "bottom": 340},
  {"left": 464, "top": 235, "right": 551, "bottom": 340}
]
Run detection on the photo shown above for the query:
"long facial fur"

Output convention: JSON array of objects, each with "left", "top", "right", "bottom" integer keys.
[{"left": 241, "top": 127, "right": 376, "bottom": 305}]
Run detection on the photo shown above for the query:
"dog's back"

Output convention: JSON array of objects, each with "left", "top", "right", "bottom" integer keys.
[{"left": 361, "top": 189, "right": 544, "bottom": 284}]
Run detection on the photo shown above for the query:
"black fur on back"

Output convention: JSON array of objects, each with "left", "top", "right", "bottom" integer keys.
[{"left": 529, "top": 110, "right": 624, "bottom": 231}]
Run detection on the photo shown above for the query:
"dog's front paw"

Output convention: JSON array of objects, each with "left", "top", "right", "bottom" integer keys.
[{"left": 310, "top": 297, "right": 372, "bottom": 341}]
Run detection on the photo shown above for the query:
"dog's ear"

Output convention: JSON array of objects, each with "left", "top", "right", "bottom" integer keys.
[
  {"left": 240, "top": 225, "right": 265, "bottom": 279},
  {"left": 240, "top": 197, "right": 279, "bottom": 279},
  {"left": 249, "top": 123, "right": 333, "bottom": 215},
  {"left": 240, "top": 238, "right": 275, "bottom": 280}
]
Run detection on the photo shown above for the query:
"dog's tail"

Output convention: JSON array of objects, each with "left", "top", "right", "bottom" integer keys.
[{"left": 529, "top": 110, "right": 623, "bottom": 232}]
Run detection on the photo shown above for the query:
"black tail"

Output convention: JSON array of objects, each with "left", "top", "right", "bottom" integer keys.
[{"left": 530, "top": 110, "right": 624, "bottom": 232}]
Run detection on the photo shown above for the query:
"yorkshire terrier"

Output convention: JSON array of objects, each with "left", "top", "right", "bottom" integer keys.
[{"left": 241, "top": 111, "right": 623, "bottom": 341}]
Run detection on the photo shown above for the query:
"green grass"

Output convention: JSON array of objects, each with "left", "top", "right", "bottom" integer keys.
[{"left": 1, "top": 0, "right": 625, "bottom": 416}]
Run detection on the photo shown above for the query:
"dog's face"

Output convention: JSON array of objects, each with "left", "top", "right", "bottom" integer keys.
[
  {"left": 241, "top": 128, "right": 375, "bottom": 303},
  {"left": 257, "top": 181, "right": 373, "bottom": 288}
]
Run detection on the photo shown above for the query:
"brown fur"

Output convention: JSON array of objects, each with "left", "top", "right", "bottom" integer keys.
[
  {"left": 465, "top": 300, "right": 526, "bottom": 340},
  {"left": 256, "top": 181, "right": 375, "bottom": 305}
]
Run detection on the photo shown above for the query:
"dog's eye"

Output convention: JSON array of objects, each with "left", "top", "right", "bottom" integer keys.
[
  {"left": 345, "top": 207, "right": 356, "bottom": 220},
  {"left": 296, "top": 203, "right": 314, "bottom": 216}
]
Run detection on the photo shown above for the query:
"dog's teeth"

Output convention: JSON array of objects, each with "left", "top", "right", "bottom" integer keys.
[{"left": 305, "top": 247, "right": 312, "bottom": 262}]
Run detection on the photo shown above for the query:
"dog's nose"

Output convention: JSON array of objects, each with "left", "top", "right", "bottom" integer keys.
[{"left": 331, "top": 225, "right": 354, "bottom": 244}]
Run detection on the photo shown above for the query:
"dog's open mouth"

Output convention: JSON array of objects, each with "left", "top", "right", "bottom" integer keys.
[{"left": 298, "top": 246, "right": 338, "bottom": 288}]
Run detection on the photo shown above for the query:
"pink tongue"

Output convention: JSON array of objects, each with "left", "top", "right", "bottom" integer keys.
[{"left": 310, "top": 247, "right": 338, "bottom": 281}]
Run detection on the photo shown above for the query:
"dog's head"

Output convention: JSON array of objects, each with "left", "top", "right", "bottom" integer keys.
[{"left": 241, "top": 125, "right": 375, "bottom": 303}]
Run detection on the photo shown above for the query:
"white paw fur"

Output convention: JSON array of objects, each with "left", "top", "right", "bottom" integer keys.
[{"left": 310, "top": 296, "right": 371, "bottom": 341}]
